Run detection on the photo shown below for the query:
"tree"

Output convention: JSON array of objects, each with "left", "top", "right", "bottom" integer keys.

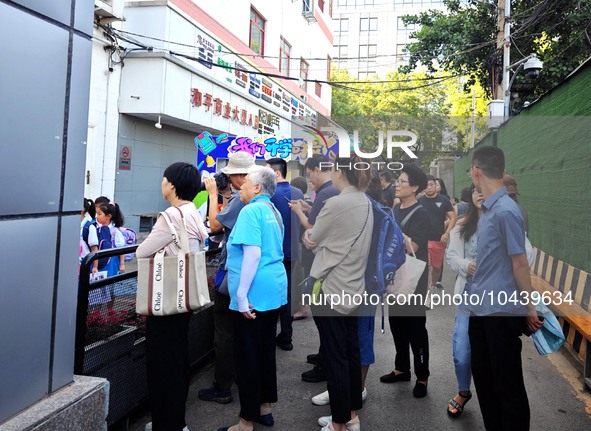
[
  {"left": 329, "top": 68, "right": 471, "bottom": 168},
  {"left": 401, "top": 0, "right": 591, "bottom": 106}
]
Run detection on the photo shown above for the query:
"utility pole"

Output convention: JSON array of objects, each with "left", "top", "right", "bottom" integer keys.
[
  {"left": 496, "top": 0, "right": 507, "bottom": 100},
  {"left": 502, "top": 0, "right": 512, "bottom": 118}
]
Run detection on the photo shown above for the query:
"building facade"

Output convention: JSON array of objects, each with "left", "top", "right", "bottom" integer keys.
[
  {"left": 92, "top": 0, "right": 334, "bottom": 231},
  {"left": 333, "top": 0, "right": 446, "bottom": 79}
]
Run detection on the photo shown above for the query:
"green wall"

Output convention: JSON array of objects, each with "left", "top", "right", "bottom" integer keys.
[{"left": 454, "top": 62, "right": 591, "bottom": 273}]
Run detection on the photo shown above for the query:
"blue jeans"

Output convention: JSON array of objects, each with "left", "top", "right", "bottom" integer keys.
[{"left": 452, "top": 313, "right": 472, "bottom": 392}]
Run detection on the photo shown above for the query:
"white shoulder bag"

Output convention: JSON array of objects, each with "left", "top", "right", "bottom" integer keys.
[{"left": 136, "top": 208, "right": 210, "bottom": 316}]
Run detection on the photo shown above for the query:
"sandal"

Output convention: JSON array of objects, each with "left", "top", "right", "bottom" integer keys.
[{"left": 447, "top": 391, "right": 472, "bottom": 418}]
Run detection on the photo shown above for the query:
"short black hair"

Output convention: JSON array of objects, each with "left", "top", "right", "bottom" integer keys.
[
  {"left": 379, "top": 170, "right": 393, "bottom": 183},
  {"left": 426, "top": 174, "right": 436, "bottom": 183},
  {"left": 290, "top": 176, "right": 308, "bottom": 195},
  {"left": 460, "top": 187, "right": 472, "bottom": 203},
  {"left": 163, "top": 162, "right": 201, "bottom": 201},
  {"left": 266, "top": 157, "right": 287, "bottom": 179},
  {"left": 472, "top": 146, "right": 505, "bottom": 179},
  {"left": 401, "top": 164, "right": 428, "bottom": 195},
  {"left": 94, "top": 196, "right": 110, "bottom": 206},
  {"left": 304, "top": 154, "right": 331, "bottom": 172}
]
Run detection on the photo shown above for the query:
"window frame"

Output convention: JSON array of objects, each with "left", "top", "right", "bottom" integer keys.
[
  {"left": 300, "top": 58, "right": 309, "bottom": 90},
  {"left": 279, "top": 37, "right": 292, "bottom": 76},
  {"left": 249, "top": 7, "right": 266, "bottom": 55}
]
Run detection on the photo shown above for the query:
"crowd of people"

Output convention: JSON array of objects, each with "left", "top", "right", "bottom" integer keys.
[{"left": 83, "top": 147, "right": 539, "bottom": 431}]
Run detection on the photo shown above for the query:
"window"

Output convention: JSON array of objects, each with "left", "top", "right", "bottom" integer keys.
[
  {"left": 396, "top": 44, "right": 410, "bottom": 62},
  {"left": 359, "top": 44, "right": 377, "bottom": 61},
  {"left": 300, "top": 58, "right": 309, "bottom": 90},
  {"left": 319, "top": 0, "right": 325, "bottom": 12},
  {"left": 315, "top": 82, "right": 322, "bottom": 97},
  {"left": 397, "top": 17, "right": 415, "bottom": 33},
  {"left": 336, "top": 45, "right": 348, "bottom": 59},
  {"left": 335, "top": 17, "right": 349, "bottom": 32},
  {"left": 279, "top": 37, "right": 291, "bottom": 75},
  {"left": 249, "top": 8, "right": 265, "bottom": 55},
  {"left": 360, "top": 17, "right": 377, "bottom": 32},
  {"left": 358, "top": 71, "right": 375, "bottom": 79}
]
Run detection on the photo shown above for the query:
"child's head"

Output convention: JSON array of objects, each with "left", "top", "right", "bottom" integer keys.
[
  {"left": 96, "top": 202, "right": 125, "bottom": 227},
  {"left": 83, "top": 198, "right": 95, "bottom": 219}
]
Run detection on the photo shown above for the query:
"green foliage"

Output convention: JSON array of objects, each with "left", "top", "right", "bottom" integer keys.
[
  {"left": 401, "top": 0, "right": 591, "bottom": 102},
  {"left": 329, "top": 67, "right": 485, "bottom": 168}
]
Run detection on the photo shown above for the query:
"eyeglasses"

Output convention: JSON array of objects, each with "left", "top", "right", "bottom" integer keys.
[
  {"left": 466, "top": 165, "right": 480, "bottom": 177},
  {"left": 395, "top": 179, "right": 410, "bottom": 185}
]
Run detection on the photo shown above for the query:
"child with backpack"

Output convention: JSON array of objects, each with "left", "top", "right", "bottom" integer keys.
[
  {"left": 80, "top": 198, "right": 98, "bottom": 266},
  {"left": 95, "top": 201, "right": 126, "bottom": 277}
]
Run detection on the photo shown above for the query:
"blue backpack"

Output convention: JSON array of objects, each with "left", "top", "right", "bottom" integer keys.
[
  {"left": 96, "top": 225, "right": 113, "bottom": 269},
  {"left": 364, "top": 196, "right": 406, "bottom": 297}
]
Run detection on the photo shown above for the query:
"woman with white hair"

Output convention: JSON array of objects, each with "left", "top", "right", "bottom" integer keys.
[{"left": 218, "top": 166, "right": 287, "bottom": 431}]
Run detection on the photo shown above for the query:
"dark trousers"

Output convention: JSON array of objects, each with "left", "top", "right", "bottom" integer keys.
[
  {"left": 146, "top": 313, "right": 191, "bottom": 431},
  {"left": 277, "top": 260, "right": 293, "bottom": 343},
  {"left": 232, "top": 308, "right": 280, "bottom": 421},
  {"left": 213, "top": 290, "right": 235, "bottom": 389},
  {"left": 469, "top": 315, "right": 530, "bottom": 431},
  {"left": 314, "top": 306, "right": 362, "bottom": 424},
  {"left": 388, "top": 313, "right": 430, "bottom": 381}
]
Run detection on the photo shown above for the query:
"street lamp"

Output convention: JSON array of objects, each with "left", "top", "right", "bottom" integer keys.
[{"left": 503, "top": 53, "right": 543, "bottom": 118}]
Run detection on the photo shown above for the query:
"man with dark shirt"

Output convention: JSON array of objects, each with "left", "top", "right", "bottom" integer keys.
[
  {"left": 418, "top": 175, "right": 457, "bottom": 291},
  {"left": 266, "top": 158, "right": 305, "bottom": 351},
  {"left": 290, "top": 154, "right": 339, "bottom": 383},
  {"left": 379, "top": 171, "right": 396, "bottom": 208}
]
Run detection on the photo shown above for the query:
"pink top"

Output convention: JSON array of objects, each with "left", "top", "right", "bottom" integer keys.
[{"left": 136, "top": 203, "right": 208, "bottom": 258}]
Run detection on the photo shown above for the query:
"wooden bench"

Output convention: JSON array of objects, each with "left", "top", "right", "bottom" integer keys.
[{"left": 530, "top": 273, "right": 591, "bottom": 391}]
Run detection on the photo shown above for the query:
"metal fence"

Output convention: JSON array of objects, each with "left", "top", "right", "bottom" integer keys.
[{"left": 76, "top": 246, "right": 219, "bottom": 426}]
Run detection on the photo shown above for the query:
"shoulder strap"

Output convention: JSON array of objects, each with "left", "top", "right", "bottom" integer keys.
[
  {"left": 159, "top": 209, "right": 190, "bottom": 253},
  {"left": 400, "top": 204, "right": 423, "bottom": 229},
  {"left": 255, "top": 200, "right": 284, "bottom": 234}
]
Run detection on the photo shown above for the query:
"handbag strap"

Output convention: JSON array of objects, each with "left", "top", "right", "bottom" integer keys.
[
  {"left": 318, "top": 198, "right": 371, "bottom": 281},
  {"left": 159, "top": 208, "right": 190, "bottom": 253},
  {"left": 255, "top": 200, "right": 284, "bottom": 235},
  {"left": 399, "top": 204, "right": 423, "bottom": 230}
]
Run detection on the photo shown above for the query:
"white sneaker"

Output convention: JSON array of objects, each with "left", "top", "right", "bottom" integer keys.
[
  {"left": 312, "top": 388, "right": 367, "bottom": 406},
  {"left": 312, "top": 390, "right": 330, "bottom": 406},
  {"left": 318, "top": 415, "right": 360, "bottom": 431}
]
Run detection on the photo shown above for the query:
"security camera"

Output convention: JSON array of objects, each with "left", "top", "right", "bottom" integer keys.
[{"left": 524, "top": 56, "right": 543, "bottom": 79}]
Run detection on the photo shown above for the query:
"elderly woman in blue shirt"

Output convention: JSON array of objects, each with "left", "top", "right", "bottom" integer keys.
[{"left": 218, "top": 166, "right": 287, "bottom": 431}]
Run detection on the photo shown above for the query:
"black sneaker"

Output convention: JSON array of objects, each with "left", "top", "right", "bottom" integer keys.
[
  {"left": 307, "top": 353, "right": 320, "bottom": 365},
  {"left": 301, "top": 365, "right": 327, "bottom": 383},
  {"left": 413, "top": 380, "right": 428, "bottom": 398},
  {"left": 380, "top": 371, "right": 411, "bottom": 383},
  {"left": 276, "top": 335, "right": 293, "bottom": 351},
  {"left": 277, "top": 341, "right": 293, "bottom": 351},
  {"left": 198, "top": 384, "right": 233, "bottom": 404}
]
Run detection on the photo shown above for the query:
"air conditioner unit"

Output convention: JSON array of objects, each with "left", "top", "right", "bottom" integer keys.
[
  {"left": 94, "top": 0, "right": 123, "bottom": 22},
  {"left": 302, "top": 0, "right": 316, "bottom": 23}
]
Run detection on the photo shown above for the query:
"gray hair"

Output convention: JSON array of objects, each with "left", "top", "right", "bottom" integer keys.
[{"left": 249, "top": 166, "right": 277, "bottom": 196}]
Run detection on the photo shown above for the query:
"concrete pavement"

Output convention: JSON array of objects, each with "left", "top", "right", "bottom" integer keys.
[{"left": 120, "top": 269, "right": 591, "bottom": 431}]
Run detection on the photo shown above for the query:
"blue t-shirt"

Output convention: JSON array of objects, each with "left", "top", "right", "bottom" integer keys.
[
  {"left": 227, "top": 195, "right": 287, "bottom": 312},
  {"left": 270, "top": 181, "right": 305, "bottom": 261},
  {"left": 465, "top": 187, "right": 527, "bottom": 316}
]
